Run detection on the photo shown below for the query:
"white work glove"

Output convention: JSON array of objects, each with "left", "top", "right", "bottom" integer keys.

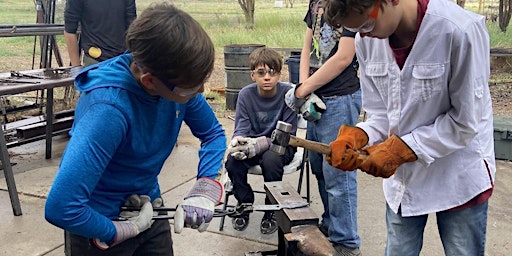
[
  {"left": 93, "top": 195, "right": 154, "bottom": 250},
  {"left": 69, "top": 65, "right": 83, "bottom": 78},
  {"left": 226, "top": 136, "right": 247, "bottom": 160},
  {"left": 285, "top": 85, "right": 307, "bottom": 113},
  {"left": 119, "top": 194, "right": 163, "bottom": 220},
  {"left": 174, "top": 177, "right": 223, "bottom": 233},
  {"left": 226, "top": 136, "right": 271, "bottom": 160},
  {"left": 299, "top": 93, "right": 326, "bottom": 121}
]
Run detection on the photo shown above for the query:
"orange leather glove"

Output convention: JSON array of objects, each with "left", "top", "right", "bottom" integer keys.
[
  {"left": 327, "top": 125, "right": 369, "bottom": 171},
  {"left": 359, "top": 134, "right": 417, "bottom": 178}
]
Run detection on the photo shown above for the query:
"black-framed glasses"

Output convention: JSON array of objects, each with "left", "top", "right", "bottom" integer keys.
[{"left": 253, "top": 68, "right": 279, "bottom": 77}]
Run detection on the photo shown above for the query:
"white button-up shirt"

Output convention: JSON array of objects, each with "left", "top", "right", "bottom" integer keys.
[{"left": 356, "top": 0, "right": 496, "bottom": 217}]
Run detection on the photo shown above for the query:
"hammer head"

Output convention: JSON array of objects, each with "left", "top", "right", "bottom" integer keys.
[{"left": 270, "top": 121, "right": 292, "bottom": 155}]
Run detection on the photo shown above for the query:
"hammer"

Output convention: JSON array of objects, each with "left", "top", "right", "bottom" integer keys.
[{"left": 270, "top": 121, "right": 367, "bottom": 161}]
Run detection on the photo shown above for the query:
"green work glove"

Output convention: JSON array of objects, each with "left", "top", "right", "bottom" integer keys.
[{"left": 300, "top": 93, "right": 326, "bottom": 121}]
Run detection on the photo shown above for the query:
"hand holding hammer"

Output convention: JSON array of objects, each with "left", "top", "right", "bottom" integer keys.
[{"left": 270, "top": 121, "right": 367, "bottom": 169}]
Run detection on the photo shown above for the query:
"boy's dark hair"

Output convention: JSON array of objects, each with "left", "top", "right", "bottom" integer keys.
[
  {"left": 248, "top": 47, "right": 283, "bottom": 72},
  {"left": 125, "top": 3, "right": 214, "bottom": 88},
  {"left": 324, "top": 0, "right": 378, "bottom": 28}
]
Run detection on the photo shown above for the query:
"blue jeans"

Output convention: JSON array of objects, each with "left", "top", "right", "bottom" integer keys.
[
  {"left": 306, "top": 90, "right": 362, "bottom": 248},
  {"left": 385, "top": 201, "right": 489, "bottom": 256}
]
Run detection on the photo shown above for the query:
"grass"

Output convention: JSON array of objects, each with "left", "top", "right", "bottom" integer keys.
[
  {"left": 0, "top": 0, "right": 510, "bottom": 116},
  {"left": 0, "top": 0, "right": 510, "bottom": 72},
  {"left": 0, "top": 0, "right": 512, "bottom": 76},
  {"left": 0, "top": 0, "right": 309, "bottom": 71}
]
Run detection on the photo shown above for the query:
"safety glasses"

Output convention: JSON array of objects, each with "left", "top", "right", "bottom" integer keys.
[
  {"left": 344, "top": 0, "right": 381, "bottom": 33},
  {"left": 154, "top": 74, "right": 202, "bottom": 97},
  {"left": 135, "top": 62, "right": 201, "bottom": 97},
  {"left": 253, "top": 68, "right": 279, "bottom": 77}
]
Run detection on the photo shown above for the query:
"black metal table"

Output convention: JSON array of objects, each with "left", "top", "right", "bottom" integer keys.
[{"left": 0, "top": 72, "right": 73, "bottom": 216}]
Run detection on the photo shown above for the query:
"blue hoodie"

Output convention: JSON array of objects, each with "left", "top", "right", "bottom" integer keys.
[{"left": 45, "top": 53, "right": 226, "bottom": 243}]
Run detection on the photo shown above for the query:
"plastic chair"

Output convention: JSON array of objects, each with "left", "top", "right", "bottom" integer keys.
[{"left": 218, "top": 148, "right": 311, "bottom": 231}]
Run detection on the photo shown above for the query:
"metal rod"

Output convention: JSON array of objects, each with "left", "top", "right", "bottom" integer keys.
[
  {"left": 0, "top": 24, "right": 65, "bottom": 37},
  {"left": 121, "top": 206, "right": 177, "bottom": 212}
]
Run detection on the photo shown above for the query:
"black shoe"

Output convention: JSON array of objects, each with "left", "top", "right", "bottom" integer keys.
[
  {"left": 318, "top": 223, "right": 329, "bottom": 237},
  {"left": 333, "top": 244, "right": 362, "bottom": 256},
  {"left": 260, "top": 212, "right": 278, "bottom": 234},
  {"left": 232, "top": 212, "right": 250, "bottom": 231}
]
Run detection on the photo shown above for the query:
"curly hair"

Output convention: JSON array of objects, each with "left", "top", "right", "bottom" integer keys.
[
  {"left": 125, "top": 3, "right": 214, "bottom": 88},
  {"left": 324, "top": 0, "right": 378, "bottom": 28}
]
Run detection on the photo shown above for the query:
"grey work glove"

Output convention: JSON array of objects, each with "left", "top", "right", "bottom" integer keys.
[
  {"left": 226, "top": 136, "right": 247, "bottom": 160},
  {"left": 174, "top": 178, "right": 223, "bottom": 233},
  {"left": 226, "top": 136, "right": 271, "bottom": 160},
  {"left": 285, "top": 85, "right": 307, "bottom": 113},
  {"left": 93, "top": 194, "right": 154, "bottom": 250},
  {"left": 69, "top": 65, "right": 83, "bottom": 78},
  {"left": 299, "top": 93, "right": 326, "bottom": 121},
  {"left": 119, "top": 194, "right": 163, "bottom": 220}
]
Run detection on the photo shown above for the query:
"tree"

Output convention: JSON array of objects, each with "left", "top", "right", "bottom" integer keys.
[
  {"left": 238, "top": 0, "right": 255, "bottom": 29},
  {"left": 499, "top": 0, "right": 512, "bottom": 32}
]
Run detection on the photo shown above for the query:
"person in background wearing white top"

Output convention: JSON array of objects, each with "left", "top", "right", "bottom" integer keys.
[{"left": 323, "top": 0, "right": 495, "bottom": 255}]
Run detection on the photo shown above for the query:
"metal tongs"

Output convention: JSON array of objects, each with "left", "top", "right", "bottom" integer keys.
[{"left": 119, "top": 201, "right": 309, "bottom": 220}]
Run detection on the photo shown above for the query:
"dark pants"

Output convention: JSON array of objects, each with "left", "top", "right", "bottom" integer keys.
[
  {"left": 64, "top": 219, "right": 173, "bottom": 256},
  {"left": 225, "top": 147, "right": 295, "bottom": 205},
  {"left": 83, "top": 54, "right": 99, "bottom": 67}
]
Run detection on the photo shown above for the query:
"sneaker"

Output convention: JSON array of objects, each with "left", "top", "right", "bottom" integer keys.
[
  {"left": 231, "top": 204, "right": 249, "bottom": 231},
  {"left": 333, "top": 244, "right": 362, "bottom": 256},
  {"left": 232, "top": 212, "right": 250, "bottom": 231},
  {"left": 260, "top": 212, "right": 278, "bottom": 234}
]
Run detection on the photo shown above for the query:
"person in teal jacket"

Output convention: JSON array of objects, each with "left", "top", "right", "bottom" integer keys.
[{"left": 45, "top": 3, "right": 226, "bottom": 255}]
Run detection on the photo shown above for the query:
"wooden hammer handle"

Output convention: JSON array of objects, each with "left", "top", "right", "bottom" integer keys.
[
  {"left": 289, "top": 135, "right": 368, "bottom": 163},
  {"left": 289, "top": 135, "right": 331, "bottom": 155},
  {"left": 345, "top": 149, "right": 369, "bottom": 166}
]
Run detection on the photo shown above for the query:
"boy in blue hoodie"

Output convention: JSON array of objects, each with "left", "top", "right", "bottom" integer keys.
[{"left": 45, "top": 3, "right": 226, "bottom": 255}]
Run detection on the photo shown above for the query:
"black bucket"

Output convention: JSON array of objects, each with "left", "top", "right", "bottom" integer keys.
[
  {"left": 285, "top": 54, "right": 301, "bottom": 85},
  {"left": 224, "top": 44, "right": 265, "bottom": 110}
]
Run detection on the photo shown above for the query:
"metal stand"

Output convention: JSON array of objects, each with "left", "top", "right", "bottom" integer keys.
[
  {"left": 263, "top": 181, "right": 319, "bottom": 256},
  {"left": 0, "top": 124, "right": 22, "bottom": 216}
]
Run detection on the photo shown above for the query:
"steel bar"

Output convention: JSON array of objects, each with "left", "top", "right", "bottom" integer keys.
[{"left": 0, "top": 24, "right": 65, "bottom": 37}]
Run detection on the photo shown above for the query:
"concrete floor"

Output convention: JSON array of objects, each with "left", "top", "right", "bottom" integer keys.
[{"left": 1, "top": 116, "right": 511, "bottom": 256}]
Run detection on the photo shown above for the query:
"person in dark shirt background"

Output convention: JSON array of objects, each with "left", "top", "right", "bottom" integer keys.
[{"left": 64, "top": 0, "right": 136, "bottom": 77}]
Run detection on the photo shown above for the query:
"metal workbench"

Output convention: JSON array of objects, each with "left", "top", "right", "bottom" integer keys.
[{"left": 0, "top": 69, "right": 73, "bottom": 216}]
